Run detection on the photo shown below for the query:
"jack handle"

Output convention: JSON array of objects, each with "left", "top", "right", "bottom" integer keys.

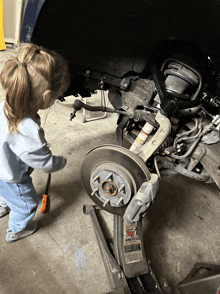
[{"left": 40, "top": 173, "right": 51, "bottom": 214}]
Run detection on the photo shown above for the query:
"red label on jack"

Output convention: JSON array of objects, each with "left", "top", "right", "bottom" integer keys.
[{"left": 127, "top": 231, "right": 135, "bottom": 238}]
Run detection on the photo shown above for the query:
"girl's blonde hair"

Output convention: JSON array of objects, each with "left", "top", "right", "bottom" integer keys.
[{"left": 0, "top": 43, "right": 70, "bottom": 133}]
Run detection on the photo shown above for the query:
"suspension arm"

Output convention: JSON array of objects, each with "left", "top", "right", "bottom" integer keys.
[{"left": 137, "top": 111, "right": 172, "bottom": 162}]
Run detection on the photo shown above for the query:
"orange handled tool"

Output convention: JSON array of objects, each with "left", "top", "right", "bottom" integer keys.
[{"left": 40, "top": 173, "right": 51, "bottom": 213}]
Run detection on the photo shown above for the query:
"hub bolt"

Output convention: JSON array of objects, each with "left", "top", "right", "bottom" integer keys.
[
  {"left": 106, "top": 173, "right": 113, "bottom": 180},
  {"left": 92, "top": 175, "right": 100, "bottom": 182},
  {"left": 117, "top": 197, "right": 124, "bottom": 206},
  {"left": 119, "top": 184, "right": 125, "bottom": 193},
  {"left": 103, "top": 199, "right": 110, "bottom": 207},
  {"left": 91, "top": 188, "right": 99, "bottom": 196}
]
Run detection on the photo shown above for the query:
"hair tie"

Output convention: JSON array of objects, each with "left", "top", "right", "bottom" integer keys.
[
  {"left": 36, "top": 46, "right": 42, "bottom": 54},
  {"left": 18, "top": 62, "right": 27, "bottom": 67}
]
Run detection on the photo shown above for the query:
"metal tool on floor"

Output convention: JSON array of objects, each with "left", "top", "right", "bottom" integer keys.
[{"left": 40, "top": 173, "right": 51, "bottom": 214}]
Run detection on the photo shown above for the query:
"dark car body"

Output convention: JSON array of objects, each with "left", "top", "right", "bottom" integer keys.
[{"left": 23, "top": 0, "right": 220, "bottom": 96}]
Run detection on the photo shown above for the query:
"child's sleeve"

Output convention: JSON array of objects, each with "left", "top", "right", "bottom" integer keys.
[
  {"left": 10, "top": 118, "right": 67, "bottom": 173},
  {"left": 20, "top": 143, "right": 67, "bottom": 172}
]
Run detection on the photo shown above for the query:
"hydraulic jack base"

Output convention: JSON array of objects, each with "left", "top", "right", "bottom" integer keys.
[
  {"left": 83, "top": 204, "right": 169, "bottom": 294},
  {"left": 83, "top": 204, "right": 220, "bottom": 294}
]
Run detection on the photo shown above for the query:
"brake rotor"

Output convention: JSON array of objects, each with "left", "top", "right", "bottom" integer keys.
[{"left": 81, "top": 144, "right": 151, "bottom": 215}]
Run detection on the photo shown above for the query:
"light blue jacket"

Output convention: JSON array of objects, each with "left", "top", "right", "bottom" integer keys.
[{"left": 0, "top": 101, "right": 66, "bottom": 183}]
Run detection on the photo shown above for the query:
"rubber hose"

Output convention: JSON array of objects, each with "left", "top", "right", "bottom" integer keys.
[
  {"left": 151, "top": 63, "right": 167, "bottom": 101},
  {"left": 116, "top": 116, "right": 129, "bottom": 146}
]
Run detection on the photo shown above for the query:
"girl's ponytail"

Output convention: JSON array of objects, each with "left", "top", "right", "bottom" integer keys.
[
  {"left": 0, "top": 43, "right": 70, "bottom": 134},
  {"left": 0, "top": 58, "right": 31, "bottom": 134}
]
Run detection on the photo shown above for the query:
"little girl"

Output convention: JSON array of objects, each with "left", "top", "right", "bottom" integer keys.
[{"left": 0, "top": 43, "right": 70, "bottom": 242}]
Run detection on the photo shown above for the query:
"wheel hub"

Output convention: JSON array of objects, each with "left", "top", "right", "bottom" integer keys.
[
  {"left": 101, "top": 181, "right": 118, "bottom": 196},
  {"left": 90, "top": 163, "right": 136, "bottom": 207},
  {"left": 81, "top": 144, "right": 150, "bottom": 215}
]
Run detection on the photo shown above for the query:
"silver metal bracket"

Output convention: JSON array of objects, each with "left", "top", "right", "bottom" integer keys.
[{"left": 123, "top": 174, "right": 159, "bottom": 223}]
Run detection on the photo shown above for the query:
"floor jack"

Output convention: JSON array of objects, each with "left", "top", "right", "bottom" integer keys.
[
  {"left": 84, "top": 204, "right": 220, "bottom": 294},
  {"left": 83, "top": 204, "right": 170, "bottom": 294}
]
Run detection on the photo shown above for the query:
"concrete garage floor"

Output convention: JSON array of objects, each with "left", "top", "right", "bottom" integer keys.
[{"left": 1, "top": 46, "right": 220, "bottom": 294}]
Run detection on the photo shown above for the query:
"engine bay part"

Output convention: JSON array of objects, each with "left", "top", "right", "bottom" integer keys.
[
  {"left": 108, "top": 78, "right": 155, "bottom": 112},
  {"left": 164, "top": 63, "right": 199, "bottom": 96},
  {"left": 152, "top": 59, "right": 202, "bottom": 116}
]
